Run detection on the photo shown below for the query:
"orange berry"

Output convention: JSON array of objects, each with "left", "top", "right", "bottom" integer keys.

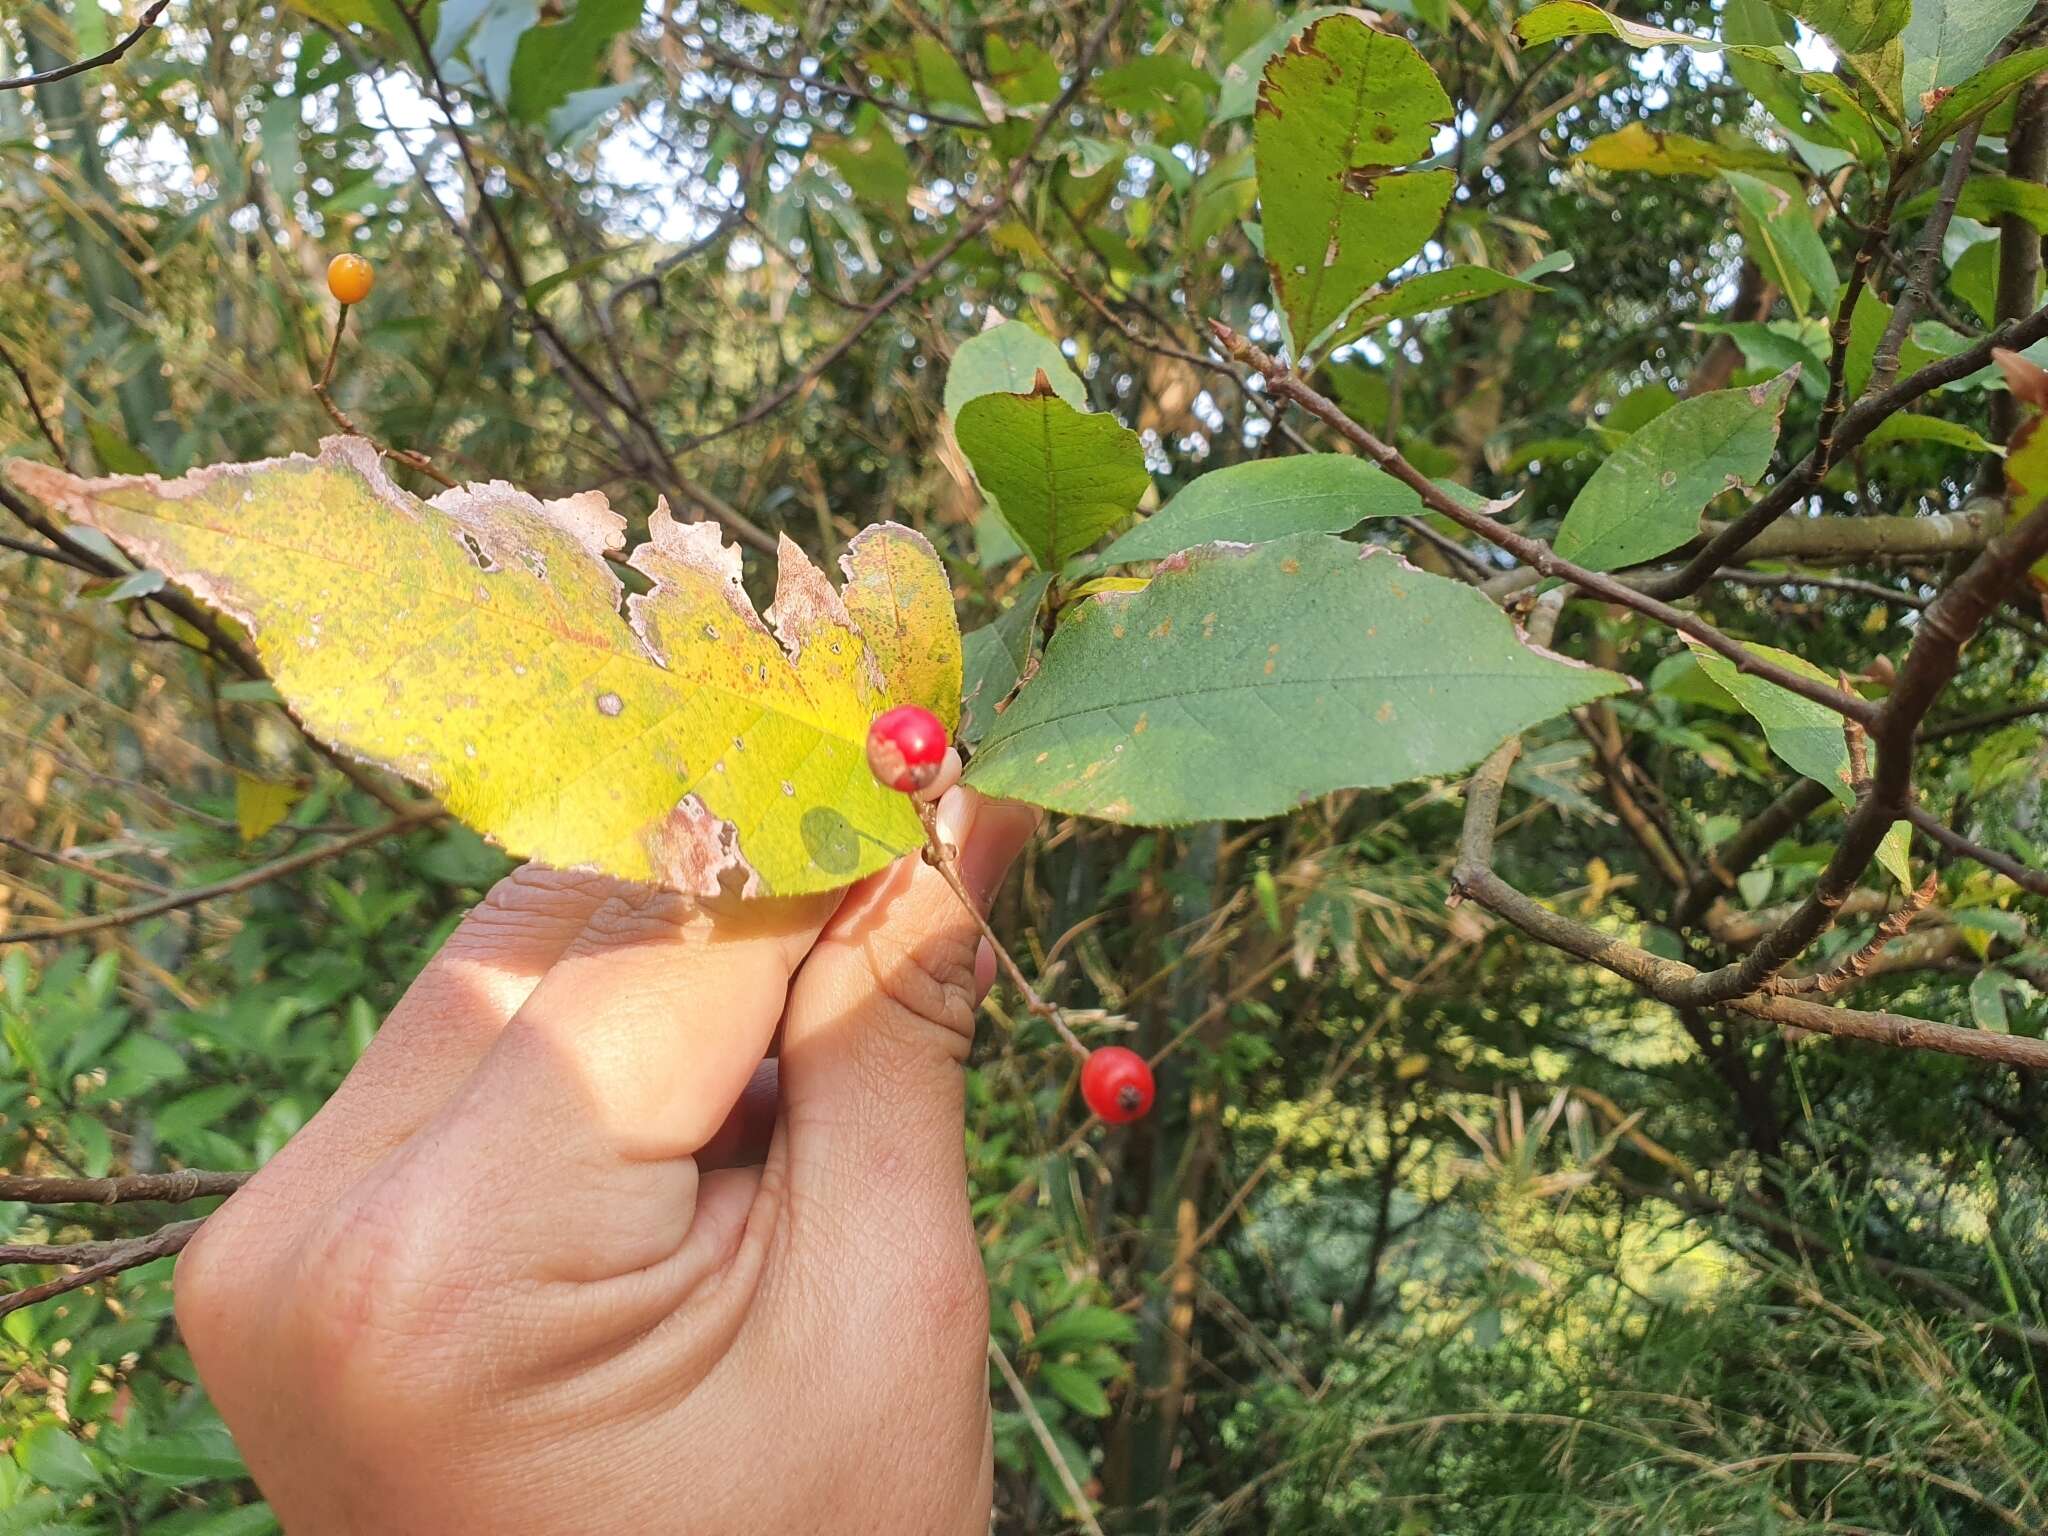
[{"left": 327, "top": 253, "right": 374, "bottom": 306}]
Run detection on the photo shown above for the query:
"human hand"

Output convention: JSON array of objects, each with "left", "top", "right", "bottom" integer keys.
[{"left": 174, "top": 781, "right": 1039, "bottom": 1535}]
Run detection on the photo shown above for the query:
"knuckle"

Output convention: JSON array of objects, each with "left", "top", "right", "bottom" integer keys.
[{"left": 857, "top": 922, "right": 981, "bottom": 1055}]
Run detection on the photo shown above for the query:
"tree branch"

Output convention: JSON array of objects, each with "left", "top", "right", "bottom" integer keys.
[
  {"left": 0, "top": 1218, "right": 202, "bottom": 1322},
  {"left": 0, "top": 807, "right": 440, "bottom": 943},
  {"left": 1908, "top": 804, "right": 2048, "bottom": 895},
  {"left": 0, "top": 0, "right": 171, "bottom": 90},
  {"left": 0, "top": 1171, "right": 250, "bottom": 1204}
]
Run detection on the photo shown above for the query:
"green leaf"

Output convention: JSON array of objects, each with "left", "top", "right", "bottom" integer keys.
[
  {"left": 15, "top": 1424, "right": 100, "bottom": 1493},
  {"left": 1580, "top": 123, "right": 1790, "bottom": 176},
  {"left": 960, "top": 573, "right": 1052, "bottom": 746},
  {"left": 963, "top": 534, "right": 1628, "bottom": 823},
  {"left": 946, "top": 323, "right": 1086, "bottom": 417},
  {"left": 987, "top": 37, "right": 1063, "bottom": 105},
  {"left": 123, "top": 1429, "right": 250, "bottom": 1483},
  {"left": 507, "top": 0, "right": 640, "bottom": 123},
  {"left": 1950, "top": 235, "right": 2008, "bottom": 326},
  {"left": 1864, "top": 413, "right": 2000, "bottom": 453},
  {"left": 1516, "top": 1, "right": 1728, "bottom": 48},
  {"left": 815, "top": 105, "right": 913, "bottom": 207},
  {"left": 1875, "top": 818, "right": 1914, "bottom": 890},
  {"left": 86, "top": 419, "right": 159, "bottom": 475},
  {"left": 1038, "top": 1361, "right": 1113, "bottom": 1418},
  {"left": 1900, "top": 0, "right": 2033, "bottom": 119},
  {"left": 1101, "top": 455, "right": 1422, "bottom": 565},
  {"left": 153, "top": 1084, "right": 251, "bottom": 1141},
  {"left": 523, "top": 243, "right": 645, "bottom": 307},
  {"left": 1253, "top": 15, "right": 1455, "bottom": 355},
  {"left": 1555, "top": 372, "right": 1795, "bottom": 571},
  {"left": 1918, "top": 45, "right": 2048, "bottom": 152},
  {"left": 1028, "top": 1305, "right": 1139, "bottom": 1352},
  {"left": 1922, "top": 175, "right": 2048, "bottom": 232},
  {"left": 1724, "top": 171, "right": 1839, "bottom": 316},
  {"left": 866, "top": 36, "right": 984, "bottom": 118},
  {"left": 1328, "top": 262, "right": 1555, "bottom": 344},
  {"left": 1763, "top": 0, "right": 1910, "bottom": 58},
  {"left": 1690, "top": 321, "right": 1829, "bottom": 395},
  {"left": 1214, "top": 5, "right": 1351, "bottom": 120},
  {"left": 953, "top": 382, "right": 1151, "bottom": 571},
  {"left": 1969, "top": 967, "right": 2012, "bottom": 1030},
  {"left": 1685, "top": 639, "right": 1856, "bottom": 803}
]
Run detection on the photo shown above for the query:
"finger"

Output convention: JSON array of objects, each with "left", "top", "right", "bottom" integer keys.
[
  {"left": 774, "top": 787, "right": 1038, "bottom": 1236},
  {"left": 380, "top": 883, "right": 838, "bottom": 1277},
  {"left": 196, "top": 866, "right": 641, "bottom": 1251}
]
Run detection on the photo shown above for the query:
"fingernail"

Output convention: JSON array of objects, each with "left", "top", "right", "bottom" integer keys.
[
  {"left": 935, "top": 784, "right": 979, "bottom": 857},
  {"left": 956, "top": 799, "right": 1040, "bottom": 907}
]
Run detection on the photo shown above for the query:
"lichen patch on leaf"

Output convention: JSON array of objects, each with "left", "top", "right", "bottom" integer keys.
[{"left": 7, "top": 438, "right": 962, "bottom": 897}]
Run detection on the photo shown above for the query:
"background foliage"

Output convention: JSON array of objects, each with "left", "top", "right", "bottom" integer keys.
[{"left": 3, "top": 0, "right": 2047, "bottom": 1530}]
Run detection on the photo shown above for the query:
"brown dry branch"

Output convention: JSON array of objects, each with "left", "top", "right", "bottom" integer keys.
[
  {"left": 0, "top": 1218, "right": 202, "bottom": 1322},
  {"left": 0, "top": 1171, "right": 250, "bottom": 1204}
]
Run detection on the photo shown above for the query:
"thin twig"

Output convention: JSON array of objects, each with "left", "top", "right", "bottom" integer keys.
[
  {"left": 311, "top": 305, "right": 458, "bottom": 488},
  {"left": 0, "top": 337, "right": 70, "bottom": 465},
  {"left": 988, "top": 1338, "right": 1108, "bottom": 1536},
  {"left": 1908, "top": 804, "right": 2048, "bottom": 896},
  {"left": 0, "top": 807, "right": 440, "bottom": 943},
  {"left": 0, "top": 0, "right": 171, "bottom": 90},
  {"left": 0, "top": 1219, "right": 202, "bottom": 1322}
]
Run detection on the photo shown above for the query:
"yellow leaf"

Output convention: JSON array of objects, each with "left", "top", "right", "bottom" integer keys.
[
  {"left": 9, "top": 438, "right": 961, "bottom": 897},
  {"left": 234, "top": 773, "right": 300, "bottom": 842},
  {"left": 837, "top": 524, "right": 964, "bottom": 731}
]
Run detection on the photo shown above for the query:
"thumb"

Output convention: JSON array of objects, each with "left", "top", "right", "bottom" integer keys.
[{"left": 774, "top": 786, "right": 1038, "bottom": 1235}]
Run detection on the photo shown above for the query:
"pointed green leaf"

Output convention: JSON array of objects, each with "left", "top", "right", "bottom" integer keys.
[
  {"left": 1918, "top": 44, "right": 2048, "bottom": 150},
  {"left": 954, "top": 383, "right": 1151, "bottom": 571},
  {"left": 1686, "top": 639, "right": 1856, "bottom": 803},
  {"left": 1101, "top": 455, "right": 1423, "bottom": 565},
  {"left": 1969, "top": 968, "right": 2013, "bottom": 1030},
  {"left": 959, "top": 573, "right": 1052, "bottom": 746},
  {"left": 1037, "top": 1362, "right": 1113, "bottom": 1418},
  {"left": 1900, "top": 0, "right": 2032, "bottom": 119},
  {"left": 963, "top": 534, "right": 1629, "bottom": 824},
  {"left": 1864, "top": 413, "right": 2000, "bottom": 453},
  {"left": 1328, "top": 263, "right": 1555, "bottom": 345},
  {"left": 1253, "top": 14, "right": 1455, "bottom": 355},
  {"left": 507, "top": 0, "right": 639, "bottom": 123},
  {"left": 1724, "top": 171, "right": 1839, "bottom": 316},
  {"left": 1875, "top": 818, "right": 1914, "bottom": 890},
  {"left": 946, "top": 322, "right": 1086, "bottom": 417},
  {"left": 1763, "top": 0, "right": 1910, "bottom": 59},
  {"left": 1555, "top": 372, "right": 1796, "bottom": 571}
]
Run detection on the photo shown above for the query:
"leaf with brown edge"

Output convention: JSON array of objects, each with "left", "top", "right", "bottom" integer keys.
[{"left": 6, "top": 437, "right": 962, "bottom": 897}]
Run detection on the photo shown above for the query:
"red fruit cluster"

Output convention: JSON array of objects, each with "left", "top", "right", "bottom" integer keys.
[
  {"left": 866, "top": 704, "right": 949, "bottom": 792},
  {"left": 1081, "top": 1046, "right": 1154, "bottom": 1124}
]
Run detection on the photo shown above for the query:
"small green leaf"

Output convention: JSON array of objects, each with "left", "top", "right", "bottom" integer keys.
[
  {"left": 1254, "top": 15, "right": 1455, "bottom": 355},
  {"left": 507, "top": 0, "right": 640, "bottom": 123},
  {"left": 1970, "top": 967, "right": 2012, "bottom": 1030},
  {"left": 1554, "top": 372, "right": 1795, "bottom": 571},
  {"left": 946, "top": 323, "right": 1086, "bottom": 417},
  {"left": 1864, "top": 413, "right": 2000, "bottom": 453},
  {"left": 953, "top": 383, "right": 1151, "bottom": 571},
  {"left": 1918, "top": 45, "right": 2048, "bottom": 152},
  {"left": 1328, "top": 262, "right": 1557, "bottom": 345},
  {"left": 1028, "top": 1305, "right": 1140, "bottom": 1353},
  {"left": 1724, "top": 172, "right": 1839, "bottom": 316},
  {"left": 1763, "top": 0, "right": 1910, "bottom": 58},
  {"left": 964, "top": 534, "right": 1629, "bottom": 823},
  {"left": 1038, "top": 1361, "right": 1113, "bottom": 1418},
  {"left": 960, "top": 573, "right": 1053, "bottom": 746},
  {"left": 16, "top": 1423, "right": 101, "bottom": 1492},
  {"left": 1686, "top": 640, "right": 1856, "bottom": 804},
  {"left": 1875, "top": 819, "right": 1913, "bottom": 890},
  {"left": 1101, "top": 455, "right": 1422, "bottom": 565}
]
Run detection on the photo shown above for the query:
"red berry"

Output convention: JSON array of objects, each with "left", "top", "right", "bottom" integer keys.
[
  {"left": 1081, "top": 1046, "right": 1154, "bottom": 1125},
  {"left": 866, "top": 704, "right": 949, "bottom": 792}
]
